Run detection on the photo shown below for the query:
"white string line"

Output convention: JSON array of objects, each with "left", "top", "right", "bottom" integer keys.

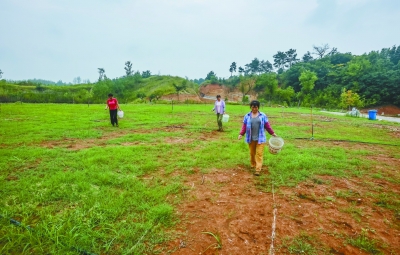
[{"left": 269, "top": 181, "right": 277, "bottom": 255}]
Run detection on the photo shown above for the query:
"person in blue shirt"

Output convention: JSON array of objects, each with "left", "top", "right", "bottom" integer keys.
[{"left": 238, "top": 100, "right": 277, "bottom": 175}]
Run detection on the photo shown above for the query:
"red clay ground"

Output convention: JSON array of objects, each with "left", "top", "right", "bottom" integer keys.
[
  {"left": 362, "top": 105, "right": 400, "bottom": 117},
  {"left": 162, "top": 142, "right": 400, "bottom": 255}
]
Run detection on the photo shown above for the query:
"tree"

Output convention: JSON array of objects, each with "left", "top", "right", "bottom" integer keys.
[
  {"left": 92, "top": 79, "right": 112, "bottom": 101},
  {"left": 205, "top": 71, "right": 216, "bottom": 80},
  {"left": 229, "top": 62, "right": 237, "bottom": 77},
  {"left": 142, "top": 70, "right": 151, "bottom": 78},
  {"left": 285, "top": 48, "right": 300, "bottom": 68},
  {"left": 137, "top": 92, "right": 146, "bottom": 99},
  {"left": 273, "top": 51, "right": 287, "bottom": 70},
  {"left": 98, "top": 68, "right": 105, "bottom": 81},
  {"left": 245, "top": 58, "right": 260, "bottom": 74},
  {"left": 312, "top": 44, "right": 337, "bottom": 59},
  {"left": 0, "top": 69, "right": 3, "bottom": 79},
  {"left": 260, "top": 60, "right": 273, "bottom": 73},
  {"left": 238, "top": 67, "right": 244, "bottom": 75},
  {"left": 276, "top": 86, "right": 295, "bottom": 106},
  {"left": 340, "top": 88, "right": 363, "bottom": 110},
  {"left": 172, "top": 80, "right": 187, "bottom": 101},
  {"left": 302, "top": 51, "right": 314, "bottom": 62},
  {"left": 239, "top": 76, "right": 256, "bottom": 101},
  {"left": 255, "top": 73, "right": 278, "bottom": 106},
  {"left": 125, "top": 61, "right": 133, "bottom": 76},
  {"left": 298, "top": 70, "right": 318, "bottom": 106},
  {"left": 73, "top": 76, "right": 81, "bottom": 84},
  {"left": 205, "top": 71, "right": 218, "bottom": 84}
]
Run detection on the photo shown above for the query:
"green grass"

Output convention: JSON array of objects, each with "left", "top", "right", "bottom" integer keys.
[
  {"left": 281, "top": 233, "right": 321, "bottom": 255},
  {"left": 1, "top": 103, "right": 399, "bottom": 254},
  {"left": 346, "top": 229, "right": 382, "bottom": 254}
]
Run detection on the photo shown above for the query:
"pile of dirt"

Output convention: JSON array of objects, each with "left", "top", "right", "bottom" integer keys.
[
  {"left": 199, "top": 84, "right": 257, "bottom": 102},
  {"left": 361, "top": 105, "right": 400, "bottom": 116}
]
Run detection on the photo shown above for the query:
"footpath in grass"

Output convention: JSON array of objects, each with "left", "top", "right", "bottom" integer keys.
[{"left": 0, "top": 103, "right": 399, "bottom": 254}]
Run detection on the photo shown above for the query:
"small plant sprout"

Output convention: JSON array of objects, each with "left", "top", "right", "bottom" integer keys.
[{"left": 202, "top": 231, "right": 222, "bottom": 251}]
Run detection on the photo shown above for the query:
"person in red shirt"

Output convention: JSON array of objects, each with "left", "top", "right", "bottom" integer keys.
[{"left": 105, "top": 93, "right": 121, "bottom": 127}]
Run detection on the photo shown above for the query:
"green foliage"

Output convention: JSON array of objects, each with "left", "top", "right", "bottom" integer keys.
[
  {"left": 255, "top": 73, "right": 278, "bottom": 105},
  {"left": 340, "top": 88, "right": 364, "bottom": 110},
  {"left": 204, "top": 71, "right": 218, "bottom": 84},
  {"left": 229, "top": 62, "right": 237, "bottom": 76},
  {"left": 276, "top": 86, "right": 295, "bottom": 106},
  {"left": 282, "top": 233, "right": 318, "bottom": 254},
  {"left": 0, "top": 75, "right": 197, "bottom": 104},
  {"left": 172, "top": 80, "right": 187, "bottom": 100},
  {"left": 297, "top": 70, "right": 318, "bottom": 106},
  {"left": 347, "top": 229, "right": 381, "bottom": 254},
  {"left": 124, "top": 61, "right": 133, "bottom": 76},
  {"left": 141, "top": 70, "right": 151, "bottom": 78},
  {"left": 202, "top": 231, "right": 222, "bottom": 251}
]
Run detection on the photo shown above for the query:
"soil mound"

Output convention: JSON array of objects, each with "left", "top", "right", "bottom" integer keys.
[{"left": 362, "top": 105, "right": 400, "bottom": 116}]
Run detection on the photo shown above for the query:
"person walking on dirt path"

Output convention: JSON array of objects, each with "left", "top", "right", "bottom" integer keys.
[
  {"left": 105, "top": 93, "right": 121, "bottom": 127},
  {"left": 238, "top": 100, "right": 277, "bottom": 176},
  {"left": 212, "top": 95, "right": 226, "bottom": 131}
]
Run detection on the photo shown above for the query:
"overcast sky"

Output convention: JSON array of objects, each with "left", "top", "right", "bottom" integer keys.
[{"left": 1, "top": 0, "right": 399, "bottom": 83}]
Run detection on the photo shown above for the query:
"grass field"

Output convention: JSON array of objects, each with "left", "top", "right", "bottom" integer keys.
[{"left": 1, "top": 103, "right": 399, "bottom": 254}]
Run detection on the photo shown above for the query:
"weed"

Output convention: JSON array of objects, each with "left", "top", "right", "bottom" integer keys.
[
  {"left": 325, "top": 196, "right": 335, "bottom": 202},
  {"left": 346, "top": 229, "right": 381, "bottom": 254},
  {"left": 282, "top": 233, "right": 318, "bottom": 255},
  {"left": 340, "top": 203, "right": 364, "bottom": 222},
  {"left": 202, "top": 231, "right": 222, "bottom": 251}
]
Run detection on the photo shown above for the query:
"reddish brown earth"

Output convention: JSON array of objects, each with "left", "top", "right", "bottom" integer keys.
[
  {"left": 162, "top": 142, "right": 400, "bottom": 255},
  {"left": 158, "top": 84, "right": 256, "bottom": 102},
  {"left": 199, "top": 84, "right": 257, "bottom": 102},
  {"left": 362, "top": 105, "right": 400, "bottom": 116}
]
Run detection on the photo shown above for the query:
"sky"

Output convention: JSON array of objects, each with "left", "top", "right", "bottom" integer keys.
[{"left": 0, "top": 0, "right": 399, "bottom": 83}]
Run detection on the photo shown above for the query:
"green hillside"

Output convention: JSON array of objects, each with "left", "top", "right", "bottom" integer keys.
[{"left": 0, "top": 75, "right": 199, "bottom": 104}]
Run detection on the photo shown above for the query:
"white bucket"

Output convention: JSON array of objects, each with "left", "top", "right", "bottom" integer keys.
[
  {"left": 222, "top": 114, "right": 229, "bottom": 122},
  {"left": 268, "top": 136, "right": 284, "bottom": 154},
  {"left": 117, "top": 110, "right": 124, "bottom": 118}
]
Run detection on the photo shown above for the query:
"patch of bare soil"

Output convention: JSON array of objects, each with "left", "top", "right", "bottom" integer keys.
[
  {"left": 164, "top": 154, "right": 400, "bottom": 254},
  {"left": 40, "top": 130, "right": 130, "bottom": 150},
  {"left": 362, "top": 105, "right": 400, "bottom": 116}
]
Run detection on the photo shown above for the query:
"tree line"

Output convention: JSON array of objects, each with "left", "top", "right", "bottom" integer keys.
[
  {"left": 199, "top": 44, "right": 400, "bottom": 109},
  {"left": 1, "top": 44, "right": 399, "bottom": 108}
]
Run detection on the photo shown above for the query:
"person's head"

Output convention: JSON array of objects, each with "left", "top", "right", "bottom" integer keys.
[
  {"left": 216, "top": 95, "right": 221, "bottom": 101},
  {"left": 108, "top": 93, "right": 113, "bottom": 99},
  {"left": 250, "top": 100, "right": 260, "bottom": 112}
]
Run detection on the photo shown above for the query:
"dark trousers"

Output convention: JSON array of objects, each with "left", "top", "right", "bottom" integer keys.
[
  {"left": 216, "top": 113, "right": 223, "bottom": 130},
  {"left": 109, "top": 109, "right": 118, "bottom": 126}
]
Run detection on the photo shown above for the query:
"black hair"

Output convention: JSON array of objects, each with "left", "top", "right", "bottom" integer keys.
[
  {"left": 216, "top": 95, "right": 221, "bottom": 98},
  {"left": 250, "top": 100, "right": 260, "bottom": 108},
  {"left": 108, "top": 93, "right": 113, "bottom": 97}
]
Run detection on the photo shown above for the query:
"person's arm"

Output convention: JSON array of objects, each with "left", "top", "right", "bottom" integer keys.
[
  {"left": 238, "top": 117, "right": 247, "bottom": 139},
  {"left": 105, "top": 101, "right": 109, "bottom": 110},
  {"left": 265, "top": 121, "right": 277, "bottom": 136},
  {"left": 212, "top": 102, "right": 216, "bottom": 111},
  {"left": 115, "top": 99, "right": 121, "bottom": 110},
  {"left": 222, "top": 101, "right": 226, "bottom": 114}
]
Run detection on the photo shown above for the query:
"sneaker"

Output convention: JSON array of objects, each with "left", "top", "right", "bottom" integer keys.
[{"left": 254, "top": 171, "right": 261, "bottom": 176}]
